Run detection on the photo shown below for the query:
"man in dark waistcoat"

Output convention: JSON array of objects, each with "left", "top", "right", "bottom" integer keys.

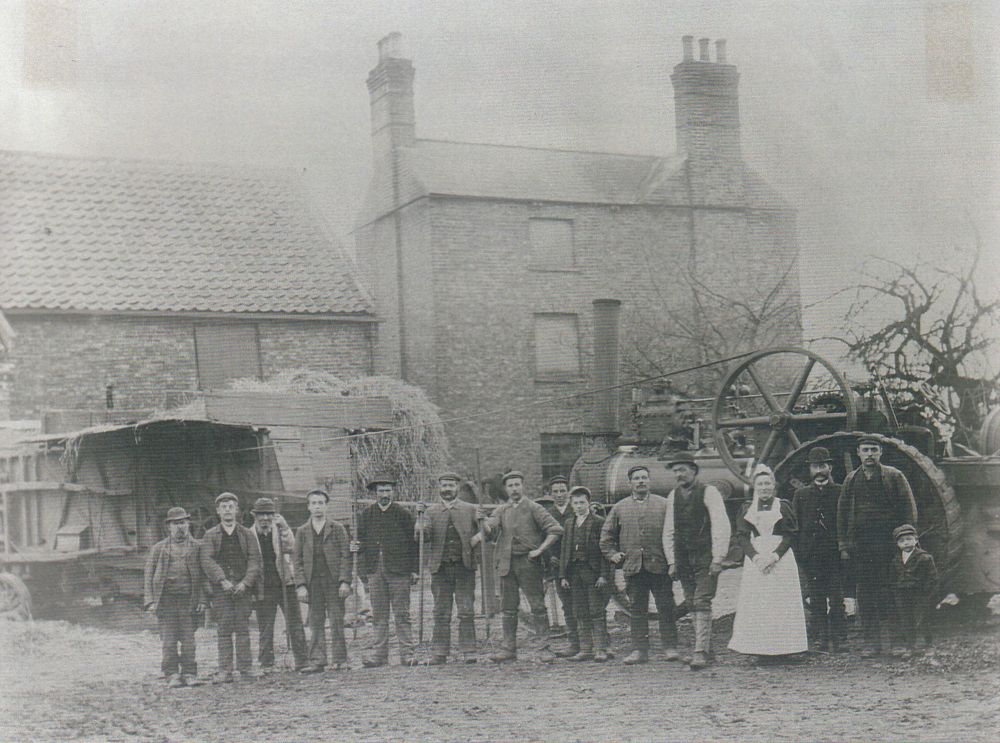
[
  {"left": 838, "top": 436, "right": 918, "bottom": 656},
  {"left": 415, "top": 471, "right": 480, "bottom": 664},
  {"left": 200, "top": 492, "right": 263, "bottom": 682},
  {"left": 143, "top": 507, "right": 206, "bottom": 687},
  {"left": 354, "top": 474, "right": 419, "bottom": 667},
  {"left": 661, "top": 452, "right": 731, "bottom": 670},
  {"left": 542, "top": 476, "right": 580, "bottom": 658},
  {"left": 792, "top": 447, "right": 846, "bottom": 652}
]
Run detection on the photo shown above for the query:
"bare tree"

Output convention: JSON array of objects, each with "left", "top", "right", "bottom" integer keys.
[{"left": 845, "top": 238, "right": 1000, "bottom": 447}]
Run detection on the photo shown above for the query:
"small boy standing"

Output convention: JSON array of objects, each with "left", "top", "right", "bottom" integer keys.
[{"left": 891, "top": 523, "right": 938, "bottom": 656}]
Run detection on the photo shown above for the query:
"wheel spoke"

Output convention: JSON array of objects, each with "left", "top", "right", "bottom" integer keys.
[
  {"left": 787, "top": 412, "right": 849, "bottom": 424},
  {"left": 786, "top": 428, "right": 802, "bottom": 450},
  {"left": 757, "top": 429, "right": 781, "bottom": 463},
  {"left": 745, "top": 364, "right": 782, "bottom": 413},
  {"left": 784, "top": 358, "right": 816, "bottom": 413}
]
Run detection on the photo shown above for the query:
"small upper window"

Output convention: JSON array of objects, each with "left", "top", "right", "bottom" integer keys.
[
  {"left": 193, "top": 324, "right": 263, "bottom": 391},
  {"left": 534, "top": 314, "right": 581, "bottom": 378},
  {"left": 529, "top": 218, "right": 574, "bottom": 269}
]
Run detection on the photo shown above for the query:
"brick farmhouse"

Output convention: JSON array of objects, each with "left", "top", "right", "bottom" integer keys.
[{"left": 354, "top": 34, "right": 803, "bottom": 486}]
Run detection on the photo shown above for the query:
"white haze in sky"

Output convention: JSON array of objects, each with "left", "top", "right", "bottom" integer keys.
[{"left": 1, "top": 0, "right": 997, "bottom": 370}]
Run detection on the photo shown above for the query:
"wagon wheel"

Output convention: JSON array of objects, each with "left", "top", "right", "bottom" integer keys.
[
  {"left": 713, "top": 347, "right": 858, "bottom": 483},
  {"left": 773, "top": 432, "right": 962, "bottom": 582},
  {"left": 0, "top": 572, "right": 33, "bottom": 621}
]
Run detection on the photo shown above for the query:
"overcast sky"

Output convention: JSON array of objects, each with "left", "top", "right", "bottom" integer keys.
[{"left": 1, "top": 0, "right": 997, "bottom": 367}]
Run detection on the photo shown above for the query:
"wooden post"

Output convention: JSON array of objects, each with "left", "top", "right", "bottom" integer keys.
[{"left": 2, "top": 491, "right": 9, "bottom": 555}]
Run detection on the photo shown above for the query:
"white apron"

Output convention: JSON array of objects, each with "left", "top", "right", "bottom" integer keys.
[{"left": 729, "top": 499, "right": 808, "bottom": 655}]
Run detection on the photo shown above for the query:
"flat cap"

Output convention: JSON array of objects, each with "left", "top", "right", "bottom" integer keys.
[
  {"left": 437, "top": 471, "right": 462, "bottom": 483},
  {"left": 892, "top": 523, "right": 917, "bottom": 540},
  {"left": 626, "top": 464, "right": 650, "bottom": 479},
  {"left": 547, "top": 475, "right": 569, "bottom": 488},
  {"left": 807, "top": 447, "right": 834, "bottom": 464},
  {"left": 165, "top": 506, "right": 191, "bottom": 522},
  {"left": 251, "top": 497, "right": 276, "bottom": 514},
  {"left": 665, "top": 452, "right": 699, "bottom": 470},
  {"left": 215, "top": 492, "right": 239, "bottom": 505},
  {"left": 366, "top": 473, "right": 396, "bottom": 490},
  {"left": 569, "top": 486, "right": 591, "bottom": 499},
  {"left": 501, "top": 470, "right": 524, "bottom": 485},
  {"left": 857, "top": 435, "right": 882, "bottom": 447}
]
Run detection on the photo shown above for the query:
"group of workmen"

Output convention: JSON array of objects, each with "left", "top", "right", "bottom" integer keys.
[{"left": 144, "top": 435, "right": 938, "bottom": 687}]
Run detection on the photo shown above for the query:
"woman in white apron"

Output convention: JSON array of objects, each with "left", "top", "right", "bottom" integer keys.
[{"left": 729, "top": 465, "right": 808, "bottom": 656}]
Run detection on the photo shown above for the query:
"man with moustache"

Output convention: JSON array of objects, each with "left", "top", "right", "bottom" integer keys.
[
  {"left": 838, "top": 436, "right": 918, "bottom": 656},
  {"left": 662, "top": 452, "right": 731, "bottom": 669},
  {"left": 474, "top": 470, "right": 563, "bottom": 663},
  {"left": 354, "top": 474, "right": 419, "bottom": 667},
  {"left": 541, "top": 476, "right": 580, "bottom": 658},
  {"left": 793, "top": 447, "right": 846, "bottom": 652},
  {"left": 415, "top": 472, "right": 480, "bottom": 664},
  {"left": 601, "top": 464, "right": 677, "bottom": 665}
]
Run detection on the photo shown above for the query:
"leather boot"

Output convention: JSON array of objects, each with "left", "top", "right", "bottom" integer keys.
[
  {"left": 689, "top": 611, "right": 711, "bottom": 670},
  {"left": 491, "top": 615, "right": 518, "bottom": 663}
]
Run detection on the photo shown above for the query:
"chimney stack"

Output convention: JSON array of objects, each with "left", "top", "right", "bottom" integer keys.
[
  {"left": 367, "top": 32, "right": 416, "bottom": 160},
  {"left": 671, "top": 35, "right": 741, "bottom": 160},
  {"left": 591, "top": 299, "right": 623, "bottom": 435}
]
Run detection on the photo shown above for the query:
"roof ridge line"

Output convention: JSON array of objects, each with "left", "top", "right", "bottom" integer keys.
[{"left": 413, "top": 138, "right": 675, "bottom": 160}]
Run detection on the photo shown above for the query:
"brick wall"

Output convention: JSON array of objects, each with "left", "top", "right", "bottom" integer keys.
[{"left": 4, "top": 314, "right": 374, "bottom": 418}]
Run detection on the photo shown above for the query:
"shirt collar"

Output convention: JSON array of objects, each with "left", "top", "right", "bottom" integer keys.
[
  {"left": 555, "top": 503, "right": 569, "bottom": 515},
  {"left": 311, "top": 518, "right": 326, "bottom": 534},
  {"left": 575, "top": 512, "right": 589, "bottom": 526},
  {"left": 441, "top": 498, "right": 457, "bottom": 510},
  {"left": 221, "top": 522, "right": 237, "bottom": 536},
  {"left": 377, "top": 502, "right": 392, "bottom": 512}
]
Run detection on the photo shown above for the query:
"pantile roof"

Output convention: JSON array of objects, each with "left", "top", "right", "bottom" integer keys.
[{"left": 1, "top": 150, "right": 372, "bottom": 315}]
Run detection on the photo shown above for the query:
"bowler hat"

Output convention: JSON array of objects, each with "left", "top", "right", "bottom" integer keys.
[
  {"left": 857, "top": 435, "right": 882, "bottom": 447},
  {"left": 251, "top": 497, "right": 276, "bottom": 514},
  {"left": 665, "top": 451, "right": 699, "bottom": 471},
  {"left": 501, "top": 470, "right": 524, "bottom": 485},
  {"left": 547, "top": 475, "right": 569, "bottom": 488},
  {"left": 807, "top": 447, "right": 834, "bottom": 464},
  {"left": 437, "top": 471, "right": 462, "bottom": 483},
  {"left": 366, "top": 473, "right": 396, "bottom": 490},
  {"left": 626, "top": 464, "right": 650, "bottom": 479},
  {"left": 165, "top": 506, "right": 192, "bottom": 522},
  {"left": 214, "top": 491, "right": 239, "bottom": 506},
  {"left": 892, "top": 523, "right": 917, "bottom": 541}
]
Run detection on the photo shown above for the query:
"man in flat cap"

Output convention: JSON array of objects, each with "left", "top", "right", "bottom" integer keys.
[
  {"left": 354, "top": 474, "right": 419, "bottom": 667},
  {"left": 415, "top": 472, "right": 480, "bottom": 664},
  {"left": 838, "top": 435, "right": 918, "bottom": 656},
  {"left": 250, "top": 497, "right": 308, "bottom": 672},
  {"left": 294, "top": 489, "right": 353, "bottom": 673},
  {"left": 144, "top": 507, "right": 205, "bottom": 687},
  {"left": 541, "top": 475, "right": 580, "bottom": 657},
  {"left": 474, "top": 470, "right": 563, "bottom": 663},
  {"left": 662, "top": 452, "right": 731, "bottom": 669},
  {"left": 601, "top": 464, "right": 676, "bottom": 665},
  {"left": 200, "top": 492, "right": 263, "bottom": 681},
  {"left": 793, "top": 447, "right": 846, "bottom": 652}
]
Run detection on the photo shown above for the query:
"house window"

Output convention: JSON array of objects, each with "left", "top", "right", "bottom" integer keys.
[
  {"left": 540, "top": 433, "right": 583, "bottom": 483},
  {"left": 534, "top": 314, "right": 581, "bottom": 378},
  {"left": 529, "top": 218, "right": 574, "bottom": 269},
  {"left": 193, "top": 324, "right": 263, "bottom": 390}
]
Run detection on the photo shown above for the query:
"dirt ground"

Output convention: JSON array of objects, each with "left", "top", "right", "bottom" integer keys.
[{"left": 2, "top": 594, "right": 998, "bottom": 743}]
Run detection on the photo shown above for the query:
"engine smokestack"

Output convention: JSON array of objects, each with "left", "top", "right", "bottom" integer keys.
[{"left": 591, "top": 299, "right": 622, "bottom": 434}]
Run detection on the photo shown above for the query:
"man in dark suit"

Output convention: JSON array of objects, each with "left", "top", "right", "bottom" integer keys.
[
  {"left": 415, "top": 472, "right": 480, "bottom": 664},
  {"left": 200, "top": 492, "right": 263, "bottom": 682},
  {"left": 793, "top": 447, "right": 846, "bottom": 652},
  {"left": 559, "top": 487, "right": 612, "bottom": 662},
  {"left": 354, "top": 474, "right": 419, "bottom": 667},
  {"left": 293, "top": 489, "right": 353, "bottom": 673}
]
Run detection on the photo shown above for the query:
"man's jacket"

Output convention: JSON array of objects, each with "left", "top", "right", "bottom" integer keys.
[
  {"left": 837, "top": 464, "right": 918, "bottom": 553},
  {"left": 559, "top": 512, "right": 611, "bottom": 582},
  {"left": 480, "top": 497, "right": 564, "bottom": 576},
  {"left": 356, "top": 502, "right": 418, "bottom": 577},
  {"left": 416, "top": 499, "right": 479, "bottom": 573},
  {"left": 600, "top": 493, "right": 669, "bottom": 576},
  {"left": 199, "top": 523, "right": 263, "bottom": 594},
  {"left": 792, "top": 480, "right": 842, "bottom": 566},
  {"left": 253, "top": 520, "right": 296, "bottom": 587},
  {"left": 293, "top": 519, "right": 352, "bottom": 587},
  {"left": 143, "top": 535, "right": 204, "bottom": 610}
]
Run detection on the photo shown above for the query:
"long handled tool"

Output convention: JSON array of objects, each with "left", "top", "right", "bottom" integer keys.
[
  {"left": 275, "top": 516, "right": 294, "bottom": 668},
  {"left": 350, "top": 489, "right": 360, "bottom": 640},
  {"left": 417, "top": 506, "right": 426, "bottom": 646}
]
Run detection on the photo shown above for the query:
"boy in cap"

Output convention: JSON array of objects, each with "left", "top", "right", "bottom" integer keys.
[
  {"left": 251, "top": 497, "right": 308, "bottom": 671},
  {"left": 200, "top": 492, "right": 263, "bottom": 681},
  {"left": 891, "top": 524, "right": 938, "bottom": 656},
  {"left": 143, "top": 507, "right": 205, "bottom": 687},
  {"left": 792, "top": 447, "right": 846, "bottom": 652},
  {"left": 541, "top": 475, "right": 580, "bottom": 657}
]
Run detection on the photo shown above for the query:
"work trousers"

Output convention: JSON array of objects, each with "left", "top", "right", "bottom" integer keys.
[
  {"left": 803, "top": 560, "right": 846, "bottom": 644},
  {"left": 855, "top": 538, "right": 895, "bottom": 650},
  {"left": 213, "top": 592, "right": 253, "bottom": 673},
  {"left": 366, "top": 567, "right": 416, "bottom": 661},
  {"left": 430, "top": 562, "right": 477, "bottom": 657},
  {"left": 157, "top": 591, "right": 197, "bottom": 677},
  {"left": 675, "top": 545, "right": 718, "bottom": 613},
  {"left": 500, "top": 554, "right": 549, "bottom": 651},
  {"left": 255, "top": 582, "right": 308, "bottom": 669},
  {"left": 894, "top": 589, "right": 933, "bottom": 649},
  {"left": 567, "top": 563, "right": 609, "bottom": 652},
  {"left": 554, "top": 572, "right": 579, "bottom": 648},
  {"left": 625, "top": 568, "right": 677, "bottom": 652},
  {"left": 307, "top": 577, "right": 348, "bottom": 666}
]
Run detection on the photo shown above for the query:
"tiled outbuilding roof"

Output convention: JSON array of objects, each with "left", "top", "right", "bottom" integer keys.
[{"left": 0, "top": 150, "right": 372, "bottom": 316}]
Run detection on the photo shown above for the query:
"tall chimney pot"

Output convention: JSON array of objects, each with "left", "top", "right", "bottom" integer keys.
[
  {"left": 377, "top": 31, "right": 402, "bottom": 61},
  {"left": 699, "top": 37, "right": 710, "bottom": 61},
  {"left": 682, "top": 35, "right": 694, "bottom": 61},
  {"left": 715, "top": 39, "right": 727, "bottom": 64}
]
